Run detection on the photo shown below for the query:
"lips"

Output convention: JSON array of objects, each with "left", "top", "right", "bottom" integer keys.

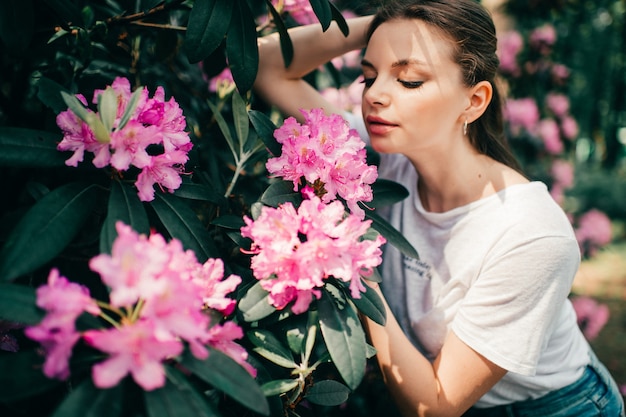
[{"left": 366, "top": 115, "right": 398, "bottom": 135}]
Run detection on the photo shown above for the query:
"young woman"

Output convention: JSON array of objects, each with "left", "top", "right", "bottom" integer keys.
[{"left": 253, "top": 1, "right": 625, "bottom": 416}]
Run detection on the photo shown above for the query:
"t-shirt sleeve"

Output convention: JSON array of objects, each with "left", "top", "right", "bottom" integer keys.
[{"left": 451, "top": 233, "right": 581, "bottom": 376}]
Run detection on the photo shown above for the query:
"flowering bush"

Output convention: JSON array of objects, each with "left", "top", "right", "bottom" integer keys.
[{"left": 0, "top": 21, "right": 415, "bottom": 412}]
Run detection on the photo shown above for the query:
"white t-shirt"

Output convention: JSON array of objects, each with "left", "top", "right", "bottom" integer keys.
[{"left": 345, "top": 112, "right": 590, "bottom": 407}]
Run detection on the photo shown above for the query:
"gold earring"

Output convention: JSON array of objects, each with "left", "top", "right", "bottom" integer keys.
[{"left": 463, "top": 119, "right": 468, "bottom": 136}]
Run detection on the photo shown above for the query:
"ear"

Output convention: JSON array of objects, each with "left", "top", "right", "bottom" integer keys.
[{"left": 465, "top": 80, "right": 492, "bottom": 123}]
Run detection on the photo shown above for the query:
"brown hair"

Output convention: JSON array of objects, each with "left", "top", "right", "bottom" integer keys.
[{"left": 367, "top": 0, "right": 523, "bottom": 173}]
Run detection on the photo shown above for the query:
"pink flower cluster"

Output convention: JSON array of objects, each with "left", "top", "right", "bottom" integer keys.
[
  {"left": 575, "top": 209, "right": 613, "bottom": 257},
  {"left": 497, "top": 31, "right": 524, "bottom": 75},
  {"left": 570, "top": 295, "right": 610, "bottom": 341},
  {"left": 26, "top": 222, "right": 252, "bottom": 391},
  {"left": 241, "top": 196, "right": 385, "bottom": 314},
  {"left": 56, "top": 77, "right": 192, "bottom": 202},
  {"left": 266, "top": 108, "right": 378, "bottom": 219},
  {"left": 273, "top": 0, "right": 317, "bottom": 25},
  {"left": 549, "top": 159, "right": 574, "bottom": 204}
]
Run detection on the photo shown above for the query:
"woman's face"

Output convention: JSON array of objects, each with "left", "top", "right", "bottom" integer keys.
[{"left": 361, "top": 19, "right": 470, "bottom": 157}]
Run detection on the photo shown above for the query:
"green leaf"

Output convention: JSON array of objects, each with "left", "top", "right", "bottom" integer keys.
[
  {"left": 50, "top": 379, "right": 123, "bottom": 417},
  {"left": 238, "top": 280, "right": 277, "bottom": 322},
  {"left": 261, "top": 379, "right": 299, "bottom": 397},
  {"left": 0, "top": 127, "right": 66, "bottom": 167},
  {"left": 329, "top": 2, "right": 349, "bottom": 36},
  {"left": 247, "top": 329, "right": 297, "bottom": 369},
  {"left": 226, "top": 0, "right": 259, "bottom": 93},
  {"left": 0, "top": 182, "right": 99, "bottom": 282},
  {"left": 116, "top": 87, "right": 142, "bottom": 131},
  {"left": 264, "top": 0, "right": 294, "bottom": 67},
  {"left": 150, "top": 193, "right": 219, "bottom": 262},
  {"left": 365, "top": 210, "right": 419, "bottom": 260},
  {"left": 100, "top": 180, "right": 150, "bottom": 254},
  {"left": 36, "top": 77, "right": 71, "bottom": 114},
  {"left": 308, "top": 0, "right": 332, "bottom": 31},
  {"left": 0, "top": 284, "right": 43, "bottom": 324},
  {"left": 349, "top": 282, "right": 386, "bottom": 326},
  {"left": 305, "top": 380, "right": 350, "bottom": 406},
  {"left": 61, "top": 91, "right": 91, "bottom": 124},
  {"left": 207, "top": 100, "right": 237, "bottom": 158},
  {"left": 0, "top": 350, "right": 61, "bottom": 402},
  {"left": 184, "top": 0, "right": 233, "bottom": 63},
  {"left": 173, "top": 182, "right": 226, "bottom": 205},
  {"left": 368, "top": 179, "right": 410, "bottom": 208},
  {"left": 259, "top": 180, "right": 302, "bottom": 207},
  {"left": 97, "top": 86, "right": 117, "bottom": 133},
  {"left": 145, "top": 366, "right": 219, "bottom": 417},
  {"left": 231, "top": 92, "right": 249, "bottom": 150},
  {"left": 249, "top": 109, "right": 281, "bottom": 156},
  {"left": 210, "top": 214, "right": 245, "bottom": 229},
  {"left": 318, "top": 287, "right": 366, "bottom": 390},
  {"left": 179, "top": 348, "right": 269, "bottom": 415}
]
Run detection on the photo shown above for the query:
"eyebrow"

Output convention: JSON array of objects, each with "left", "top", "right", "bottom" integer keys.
[{"left": 361, "top": 58, "right": 427, "bottom": 69}]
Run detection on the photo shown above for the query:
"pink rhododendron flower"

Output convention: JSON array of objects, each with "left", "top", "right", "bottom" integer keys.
[
  {"left": 497, "top": 30, "right": 524, "bottom": 75},
  {"left": 571, "top": 295, "right": 610, "bottom": 341},
  {"left": 274, "top": 0, "right": 317, "bottom": 25},
  {"left": 560, "top": 115, "right": 579, "bottom": 140},
  {"left": 241, "top": 196, "right": 385, "bottom": 314},
  {"left": 537, "top": 118, "right": 563, "bottom": 154},
  {"left": 551, "top": 159, "right": 574, "bottom": 189},
  {"left": 529, "top": 24, "right": 557, "bottom": 49},
  {"left": 503, "top": 98, "right": 540, "bottom": 135},
  {"left": 545, "top": 93, "right": 570, "bottom": 118},
  {"left": 24, "top": 269, "right": 101, "bottom": 379},
  {"left": 84, "top": 320, "right": 183, "bottom": 391},
  {"left": 551, "top": 64, "right": 570, "bottom": 83},
  {"left": 267, "top": 108, "right": 378, "bottom": 219},
  {"left": 205, "top": 321, "right": 256, "bottom": 376},
  {"left": 208, "top": 67, "right": 236, "bottom": 97},
  {"left": 192, "top": 258, "right": 242, "bottom": 315},
  {"left": 575, "top": 209, "right": 612, "bottom": 256},
  {"left": 56, "top": 77, "right": 192, "bottom": 202}
]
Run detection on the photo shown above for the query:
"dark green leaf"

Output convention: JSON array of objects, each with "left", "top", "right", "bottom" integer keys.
[
  {"left": 179, "top": 348, "right": 269, "bottom": 415},
  {"left": 318, "top": 287, "right": 366, "bottom": 390},
  {"left": 349, "top": 282, "right": 386, "bottom": 326},
  {"left": 305, "top": 380, "right": 350, "bottom": 406},
  {"left": 264, "top": 0, "right": 294, "bottom": 67},
  {"left": 184, "top": 0, "right": 233, "bottom": 63},
  {"left": 367, "top": 179, "right": 410, "bottom": 208},
  {"left": 0, "top": 182, "right": 99, "bottom": 282},
  {"left": 249, "top": 109, "right": 281, "bottom": 156},
  {"left": 150, "top": 193, "right": 219, "bottom": 262},
  {"left": 207, "top": 100, "right": 237, "bottom": 157},
  {"left": 247, "top": 329, "right": 297, "bottom": 368},
  {"left": 51, "top": 379, "right": 123, "bottom": 417},
  {"left": 36, "top": 77, "right": 71, "bottom": 114},
  {"left": 238, "top": 280, "right": 276, "bottom": 322},
  {"left": 226, "top": 0, "right": 259, "bottom": 93},
  {"left": 61, "top": 91, "right": 91, "bottom": 124},
  {"left": 308, "top": 0, "right": 332, "bottom": 31},
  {"left": 173, "top": 183, "right": 226, "bottom": 205},
  {"left": 232, "top": 92, "right": 249, "bottom": 149},
  {"left": 100, "top": 180, "right": 150, "bottom": 254},
  {"left": 116, "top": 87, "right": 142, "bottom": 131},
  {"left": 145, "top": 366, "right": 219, "bottom": 417},
  {"left": 259, "top": 180, "right": 302, "bottom": 207},
  {"left": 329, "top": 2, "right": 349, "bottom": 36},
  {"left": 0, "top": 127, "right": 66, "bottom": 167},
  {"left": 365, "top": 210, "right": 419, "bottom": 259},
  {"left": 210, "top": 214, "right": 245, "bottom": 229},
  {"left": 0, "top": 350, "right": 61, "bottom": 402},
  {"left": 0, "top": 284, "right": 43, "bottom": 324}
]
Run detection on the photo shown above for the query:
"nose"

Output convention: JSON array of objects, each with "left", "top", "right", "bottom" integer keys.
[{"left": 363, "top": 78, "right": 390, "bottom": 107}]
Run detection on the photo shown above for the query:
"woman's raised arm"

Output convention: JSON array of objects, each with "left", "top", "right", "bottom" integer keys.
[{"left": 253, "top": 16, "right": 372, "bottom": 121}]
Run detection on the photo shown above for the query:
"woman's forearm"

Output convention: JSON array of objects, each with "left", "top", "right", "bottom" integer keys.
[{"left": 253, "top": 16, "right": 372, "bottom": 119}]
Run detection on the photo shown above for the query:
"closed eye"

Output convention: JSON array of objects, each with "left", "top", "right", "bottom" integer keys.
[
  {"left": 361, "top": 77, "right": 376, "bottom": 88},
  {"left": 398, "top": 80, "right": 423, "bottom": 89}
]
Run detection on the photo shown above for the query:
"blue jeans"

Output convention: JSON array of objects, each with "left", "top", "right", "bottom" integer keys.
[{"left": 463, "top": 349, "right": 625, "bottom": 417}]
